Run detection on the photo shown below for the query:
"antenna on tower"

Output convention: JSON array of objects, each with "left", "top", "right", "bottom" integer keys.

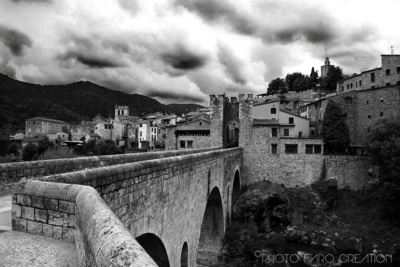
[{"left": 325, "top": 44, "right": 328, "bottom": 58}]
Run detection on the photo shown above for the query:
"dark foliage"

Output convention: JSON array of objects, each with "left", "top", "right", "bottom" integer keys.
[
  {"left": 267, "top": 78, "right": 287, "bottom": 95},
  {"left": 0, "top": 73, "right": 203, "bottom": 133},
  {"left": 321, "top": 100, "right": 350, "bottom": 153},
  {"left": 285, "top": 72, "right": 304, "bottom": 91},
  {"left": 94, "top": 139, "right": 123, "bottom": 155},
  {"left": 366, "top": 117, "right": 400, "bottom": 185},
  {"left": 74, "top": 139, "right": 96, "bottom": 156},
  {"left": 7, "top": 142, "right": 19, "bottom": 156},
  {"left": 37, "top": 137, "right": 54, "bottom": 155},
  {"left": 321, "top": 66, "right": 344, "bottom": 91},
  {"left": 22, "top": 143, "right": 38, "bottom": 161}
]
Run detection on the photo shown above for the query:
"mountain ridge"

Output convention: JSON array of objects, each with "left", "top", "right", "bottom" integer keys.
[{"left": 0, "top": 73, "right": 203, "bottom": 135}]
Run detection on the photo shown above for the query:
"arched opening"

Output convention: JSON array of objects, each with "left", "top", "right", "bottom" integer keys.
[
  {"left": 196, "top": 187, "right": 224, "bottom": 266},
  {"left": 225, "top": 121, "right": 239, "bottom": 148},
  {"left": 181, "top": 242, "right": 189, "bottom": 267},
  {"left": 231, "top": 170, "right": 241, "bottom": 210},
  {"left": 136, "top": 233, "right": 170, "bottom": 267}
]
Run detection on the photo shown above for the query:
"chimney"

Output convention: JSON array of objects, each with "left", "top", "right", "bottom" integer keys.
[
  {"left": 231, "top": 97, "right": 238, "bottom": 103},
  {"left": 248, "top": 94, "right": 253, "bottom": 99},
  {"left": 239, "top": 94, "right": 245, "bottom": 101}
]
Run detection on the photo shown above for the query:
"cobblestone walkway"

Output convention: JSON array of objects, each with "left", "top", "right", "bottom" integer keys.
[{"left": 0, "top": 194, "right": 78, "bottom": 267}]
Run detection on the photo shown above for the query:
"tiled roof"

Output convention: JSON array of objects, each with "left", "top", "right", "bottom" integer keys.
[
  {"left": 26, "top": 117, "right": 68, "bottom": 124},
  {"left": 252, "top": 119, "right": 279, "bottom": 125}
]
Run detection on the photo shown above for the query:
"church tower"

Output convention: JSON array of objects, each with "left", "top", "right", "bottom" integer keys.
[
  {"left": 115, "top": 105, "right": 129, "bottom": 122},
  {"left": 321, "top": 46, "right": 333, "bottom": 78}
]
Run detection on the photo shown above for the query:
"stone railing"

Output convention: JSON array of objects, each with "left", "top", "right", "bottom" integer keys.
[
  {"left": 12, "top": 180, "right": 157, "bottom": 267},
  {"left": 1, "top": 147, "right": 220, "bottom": 191}
]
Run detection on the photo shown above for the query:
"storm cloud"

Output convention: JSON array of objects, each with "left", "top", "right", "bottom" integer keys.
[
  {"left": 0, "top": 0, "right": 398, "bottom": 104},
  {"left": 0, "top": 25, "right": 32, "bottom": 56}
]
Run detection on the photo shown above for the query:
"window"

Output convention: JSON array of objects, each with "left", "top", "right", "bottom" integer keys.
[
  {"left": 397, "top": 67, "right": 400, "bottom": 74},
  {"left": 381, "top": 99, "right": 384, "bottom": 102},
  {"left": 289, "top": 117, "right": 294, "bottom": 124},
  {"left": 199, "top": 122, "right": 202, "bottom": 126},
  {"left": 386, "top": 83, "right": 391, "bottom": 86},
  {"left": 314, "top": 145, "right": 322, "bottom": 154},
  {"left": 285, "top": 144, "right": 298, "bottom": 154},
  {"left": 271, "top": 108, "right": 277, "bottom": 114},
  {"left": 298, "top": 131, "right": 303, "bottom": 138},
  {"left": 386, "top": 69, "right": 391, "bottom": 76},
  {"left": 140, "top": 131, "right": 142, "bottom": 137},
  {"left": 371, "top": 73, "right": 375, "bottom": 83},
  {"left": 180, "top": 141, "right": 185, "bottom": 148},
  {"left": 271, "top": 144, "right": 278, "bottom": 154},
  {"left": 347, "top": 84, "right": 349, "bottom": 90},
  {"left": 283, "top": 129, "right": 289, "bottom": 136},
  {"left": 368, "top": 115, "right": 371, "bottom": 119},
  {"left": 359, "top": 80, "right": 362, "bottom": 86},
  {"left": 187, "top": 141, "right": 193, "bottom": 148},
  {"left": 272, "top": 128, "right": 278, "bottom": 137},
  {"left": 311, "top": 130, "right": 315, "bottom": 136},
  {"left": 350, "top": 83, "right": 353, "bottom": 89},
  {"left": 305, "top": 145, "right": 313, "bottom": 154},
  {"left": 380, "top": 112, "right": 384, "bottom": 117},
  {"left": 366, "top": 100, "right": 369, "bottom": 104}
]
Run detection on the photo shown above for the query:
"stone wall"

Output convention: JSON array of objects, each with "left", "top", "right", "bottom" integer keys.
[
  {"left": 0, "top": 147, "right": 219, "bottom": 191},
  {"left": 20, "top": 148, "right": 241, "bottom": 266},
  {"left": 12, "top": 180, "right": 157, "bottom": 266},
  {"left": 177, "top": 135, "right": 211, "bottom": 150},
  {"left": 325, "top": 155, "right": 370, "bottom": 191},
  {"left": 356, "top": 86, "right": 400, "bottom": 145},
  {"left": 241, "top": 124, "right": 369, "bottom": 189}
]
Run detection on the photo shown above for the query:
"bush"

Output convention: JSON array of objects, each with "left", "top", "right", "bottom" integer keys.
[
  {"left": 22, "top": 143, "right": 38, "bottom": 161},
  {"left": 37, "top": 137, "right": 54, "bottom": 155},
  {"left": 74, "top": 139, "right": 96, "bottom": 156},
  {"left": 38, "top": 146, "right": 77, "bottom": 160},
  {"left": 94, "top": 139, "right": 123, "bottom": 155},
  {"left": 7, "top": 142, "right": 19, "bottom": 156}
]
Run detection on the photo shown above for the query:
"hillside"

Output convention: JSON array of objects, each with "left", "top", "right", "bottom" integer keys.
[{"left": 0, "top": 73, "right": 203, "bottom": 135}]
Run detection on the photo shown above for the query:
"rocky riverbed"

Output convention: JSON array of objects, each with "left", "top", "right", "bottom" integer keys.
[{"left": 219, "top": 180, "right": 400, "bottom": 267}]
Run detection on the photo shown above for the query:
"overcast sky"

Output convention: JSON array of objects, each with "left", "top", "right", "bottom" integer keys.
[{"left": 0, "top": 0, "right": 399, "bottom": 105}]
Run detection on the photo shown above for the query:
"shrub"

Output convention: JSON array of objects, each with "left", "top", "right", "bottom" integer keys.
[
  {"left": 38, "top": 146, "right": 77, "bottom": 160},
  {"left": 7, "top": 142, "right": 19, "bottom": 156},
  {"left": 22, "top": 143, "right": 38, "bottom": 161},
  {"left": 37, "top": 137, "right": 54, "bottom": 155},
  {"left": 94, "top": 139, "right": 123, "bottom": 155}
]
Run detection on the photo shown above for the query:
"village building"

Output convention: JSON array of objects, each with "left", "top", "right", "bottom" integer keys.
[{"left": 25, "top": 117, "right": 69, "bottom": 137}]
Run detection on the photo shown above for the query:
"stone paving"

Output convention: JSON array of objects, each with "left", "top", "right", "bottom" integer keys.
[{"left": 0, "top": 193, "right": 78, "bottom": 267}]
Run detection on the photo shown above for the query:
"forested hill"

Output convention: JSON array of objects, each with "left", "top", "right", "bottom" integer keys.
[{"left": 0, "top": 73, "right": 203, "bottom": 133}]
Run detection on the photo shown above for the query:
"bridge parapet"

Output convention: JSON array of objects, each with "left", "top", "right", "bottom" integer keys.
[
  {"left": 0, "top": 147, "right": 220, "bottom": 192},
  {"left": 12, "top": 179, "right": 158, "bottom": 267}
]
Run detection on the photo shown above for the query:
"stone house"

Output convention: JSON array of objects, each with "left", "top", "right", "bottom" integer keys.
[
  {"left": 165, "top": 117, "right": 211, "bottom": 150},
  {"left": 25, "top": 117, "right": 69, "bottom": 137}
]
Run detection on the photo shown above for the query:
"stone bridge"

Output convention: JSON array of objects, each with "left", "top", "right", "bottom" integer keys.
[{"left": 2, "top": 147, "right": 242, "bottom": 266}]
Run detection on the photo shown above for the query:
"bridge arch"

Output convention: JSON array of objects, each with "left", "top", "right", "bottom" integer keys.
[
  {"left": 231, "top": 169, "right": 241, "bottom": 209},
  {"left": 136, "top": 233, "right": 170, "bottom": 267},
  {"left": 196, "top": 186, "right": 224, "bottom": 266},
  {"left": 180, "top": 242, "right": 189, "bottom": 267}
]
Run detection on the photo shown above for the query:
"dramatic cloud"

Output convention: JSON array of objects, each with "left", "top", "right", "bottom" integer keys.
[
  {"left": 0, "top": 25, "right": 32, "bottom": 56},
  {"left": 0, "top": 0, "right": 399, "bottom": 104}
]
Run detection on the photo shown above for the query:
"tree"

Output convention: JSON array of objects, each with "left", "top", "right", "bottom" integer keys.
[
  {"left": 94, "top": 139, "right": 123, "bottom": 155},
  {"left": 7, "top": 142, "right": 19, "bottom": 156},
  {"left": 292, "top": 76, "right": 309, "bottom": 92},
  {"left": 309, "top": 67, "right": 319, "bottom": 88},
  {"left": 37, "top": 137, "right": 54, "bottom": 155},
  {"left": 267, "top": 78, "right": 287, "bottom": 95},
  {"left": 321, "top": 100, "right": 350, "bottom": 153},
  {"left": 366, "top": 117, "right": 400, "bottom": 185},
  {"left": 321, "top": 66, "right": 344, "bottom": 91},
  {"left": 22, "top": 143, "right": 38, "bottom": 161},
  {"left": 285, "top": 72, "right": 304, "bottom": 91}
]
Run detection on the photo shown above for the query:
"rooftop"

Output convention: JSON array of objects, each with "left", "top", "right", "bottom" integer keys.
[{"left": 26, "top": 117, "right": 68, "bottom": 124}]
